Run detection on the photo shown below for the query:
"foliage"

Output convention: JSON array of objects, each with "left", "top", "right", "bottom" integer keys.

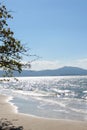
[{"left": 0, "top": 4, "right": 29, "bottom": 76}]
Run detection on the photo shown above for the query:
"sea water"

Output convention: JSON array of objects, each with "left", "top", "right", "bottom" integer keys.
[{"left": 0, "top": 76, "right": 87, "bottom": 121}]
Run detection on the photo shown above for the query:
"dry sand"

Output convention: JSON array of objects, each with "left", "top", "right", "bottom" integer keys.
[{"left": 0, "top": 94, "right": 87, "bottom": 130}]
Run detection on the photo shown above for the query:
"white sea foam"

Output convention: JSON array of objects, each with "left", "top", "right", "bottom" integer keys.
[
  {"left": 68, "top": 107, "right": 87, "bottom": 114},
  {"left": 83, "top": 91, "right": 87, "bottom": 93},
  {"left": 53, "top": 109, "right": 69, "bottom": 113},
  {"left": 4, "top": 95, "right": 18, "bottom": 113}
]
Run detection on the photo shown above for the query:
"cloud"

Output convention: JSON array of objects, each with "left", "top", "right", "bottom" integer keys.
[
  {"left": 62, "top": 58, "right": 87, "bottom": 69},
  {"left": 31, "top": 60, "right": 63, "bottom": 70},
  {"left": 72, "top": 58, "right": 87, "bottom": 69},
  {"left": 30, "top": 58, "right": 87, "bottom": 70}
]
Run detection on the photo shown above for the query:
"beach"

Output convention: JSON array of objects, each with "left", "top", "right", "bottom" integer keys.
[{"left": 0, "top": 94, "right": 87, "bottom": 130}]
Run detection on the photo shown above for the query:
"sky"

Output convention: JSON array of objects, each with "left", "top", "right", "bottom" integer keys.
[{"left": 2, "top": 0, "right": 87, "bottom": 70}]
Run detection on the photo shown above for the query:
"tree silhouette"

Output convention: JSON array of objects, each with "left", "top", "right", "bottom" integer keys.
[{"left": 0, "top": 4, "right": 30, "bottom": 76}]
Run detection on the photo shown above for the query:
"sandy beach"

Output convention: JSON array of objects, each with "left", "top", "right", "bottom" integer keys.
[{"left": 0, "top": 94, "right": 87, "bottom": 130}]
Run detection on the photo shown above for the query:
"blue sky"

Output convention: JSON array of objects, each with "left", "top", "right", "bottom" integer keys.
[{"left": 3, "top": 0, "right": 87, "bottom": 70}]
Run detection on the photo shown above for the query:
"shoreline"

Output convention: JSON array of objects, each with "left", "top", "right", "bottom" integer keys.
[
  {"left": 7, "top": 95, "right": 87, "bottom": 122},
  {"left": 0, "top": 94, "right": 87, "bottom": 130}
]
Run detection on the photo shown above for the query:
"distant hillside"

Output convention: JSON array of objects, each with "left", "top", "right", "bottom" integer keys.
[{"left": 0, "top": 66, "right": 87, "bottom": 77}]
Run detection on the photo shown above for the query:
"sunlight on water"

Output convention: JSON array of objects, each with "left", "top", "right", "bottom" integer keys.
[{"left": 0, "top": 76, "right": 87, "bottom": 121}]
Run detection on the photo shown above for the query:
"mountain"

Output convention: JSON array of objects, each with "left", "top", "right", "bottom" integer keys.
[{"left": 0, "top": 66, "right": 87, "bottom": 77}]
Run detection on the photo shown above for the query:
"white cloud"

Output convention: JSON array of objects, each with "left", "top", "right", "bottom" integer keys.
[
  {"left": 31, "top": 60, "right": 63, "bottom": 70},
  {"left": 72, "top": 58, "right": 87, "bottom": 69},
  {"left": 29, "top": 58, "right": 87, "bottom": 70},
  {"left": 61, "top": 58, "right": 87, "bottom": 70}
]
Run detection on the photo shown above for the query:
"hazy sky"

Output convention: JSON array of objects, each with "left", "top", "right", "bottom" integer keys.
[{"left": 3, "top": 0, "right": 87, "bottom": 70}]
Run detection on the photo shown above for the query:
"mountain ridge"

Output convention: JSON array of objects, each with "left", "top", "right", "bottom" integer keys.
[{"left": 0, "top": 66, "right": 87, "bottom": 77}]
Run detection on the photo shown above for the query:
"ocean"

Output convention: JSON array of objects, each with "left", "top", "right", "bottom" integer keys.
[{"left": 0, "top": 76, "right": 87, "bottom": 121}]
